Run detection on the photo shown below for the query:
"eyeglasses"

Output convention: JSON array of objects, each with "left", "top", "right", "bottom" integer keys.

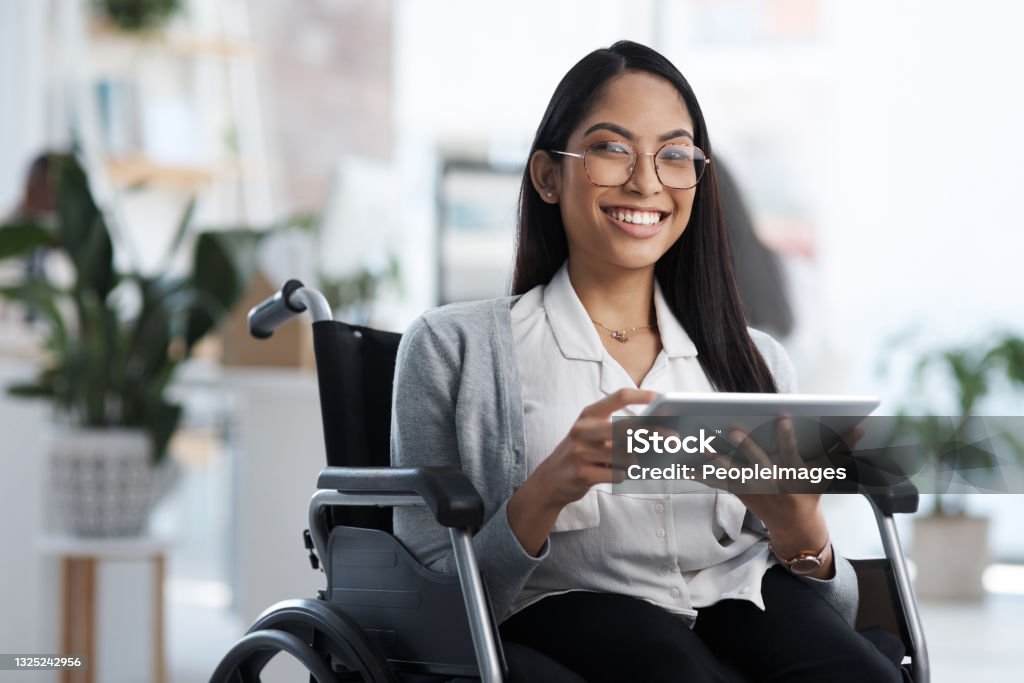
[{"left": 550, "top": 141, "right": 710, "bottom": 190}]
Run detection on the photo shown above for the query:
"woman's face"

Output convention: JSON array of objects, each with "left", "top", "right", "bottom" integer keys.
[{"left": 534, "top": 71, "right": 699, "bottom": 275}]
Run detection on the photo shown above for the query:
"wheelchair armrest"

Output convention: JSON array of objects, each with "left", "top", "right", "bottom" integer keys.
[
  {"left": 317, "top": 466, "right": 484, "bottom": 529},
  {"left": 860, "top": 481, "right": 919, "bottom": 516}
]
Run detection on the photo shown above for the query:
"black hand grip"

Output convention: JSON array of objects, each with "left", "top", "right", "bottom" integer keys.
[
  {"left": 863, "top": 481, "right": 920, "bottom": 516},
  {"left": 248, "top": 279, "right": 307, "bottom": 339}
]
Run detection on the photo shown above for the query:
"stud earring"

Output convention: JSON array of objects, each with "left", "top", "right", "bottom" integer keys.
[{"left": 546, "top": 191, "right": 554, "bottom": 198}]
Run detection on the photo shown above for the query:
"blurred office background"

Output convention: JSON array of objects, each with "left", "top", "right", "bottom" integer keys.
[{"left": 1, "top": 0, "right": 1022, "bottom": 681}]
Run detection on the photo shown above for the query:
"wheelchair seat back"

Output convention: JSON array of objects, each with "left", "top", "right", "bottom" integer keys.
[{"left": 313, "top": 319, "right": 401, "bottom": 532}]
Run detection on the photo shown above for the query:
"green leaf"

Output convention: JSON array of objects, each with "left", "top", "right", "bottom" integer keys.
[
  {"left": 6, "top": 382, "right": 55, "bottom": 398},
  {"left": 53, "top": 155, "right": 116, "bottom": 298},
  {"left": 943, "top": 350, "right": 986, "bottom": 415},
  {"left": 0, "top": 220, "right": 53, "bottom": 260},
  {"left": 185, "top": 229, "right": 262, "bottom": 348},
  {"left": 997, "top": 429, "right": 1024, "bottom": 461},
  {"left": 143, "top": 397, "right": 183, "bottom": 465},
  {"left": 53, "top": 155, "right": 99, "bottom": 256},
  {"left": 99, "top": 0, "right": 182, "bottom": 32},
  {"left": 71, "top": 291, "right": 119, "bottom": 425},
  {"left": 78, "top": 213, "right": 118, "bottom": 297},
  {"left": 161, "top": 195, "right": 197, "bottom": 271},
  {"left": 986, "top": 335, "right": 1024, "bottom": 386},
  {"left": 122, "top": 276, "right": 176, "bottom": 393},
  {"left": 278, "top": 210, "right": 320, "bottom": 234},
  {"left": 0, "top": 280, "right": 69, "bottom": 352}
]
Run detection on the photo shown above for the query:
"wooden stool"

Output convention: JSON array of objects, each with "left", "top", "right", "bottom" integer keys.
[{"left": 38, "top": 536, "right": 169, "bottom": 683}]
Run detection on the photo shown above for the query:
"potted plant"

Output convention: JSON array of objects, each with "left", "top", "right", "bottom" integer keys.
[
  {"left": 884, "top": 333, "right": 1024, "bottom": 598},
  {"left": 318, "top": 253, "right": 402, "bottom": 325},
  {"left": 0, "top": 153, "right": 258, "bottom": 536},
  {"left": 94, "top": 0, "right": 183, "bottom": 32}
]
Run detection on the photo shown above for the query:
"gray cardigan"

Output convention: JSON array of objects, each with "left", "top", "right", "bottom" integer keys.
[{"left": 390, "top": 296, "right": 859, "bottom": 625}]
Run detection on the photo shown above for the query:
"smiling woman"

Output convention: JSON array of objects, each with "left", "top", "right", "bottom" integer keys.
[{"left": 391, "top": 41, "right": 903, "bottom": 683}]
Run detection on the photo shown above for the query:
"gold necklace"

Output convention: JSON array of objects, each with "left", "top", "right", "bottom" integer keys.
[{"left": 591, "top": 319, "right": 658, "bottom": 343}]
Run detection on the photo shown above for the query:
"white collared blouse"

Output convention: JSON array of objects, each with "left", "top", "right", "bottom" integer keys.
[{"left": 510, "top": 262, "right": 802, "bottom": 623}]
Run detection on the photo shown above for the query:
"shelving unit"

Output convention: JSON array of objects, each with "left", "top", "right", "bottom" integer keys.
[{"left": 57, "top": 0, "right": 276, "bottom": 271}]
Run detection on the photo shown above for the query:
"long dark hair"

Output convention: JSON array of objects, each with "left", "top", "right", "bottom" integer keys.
[{"left": 511, "top": 40, "right": 778, "bottom": 393}]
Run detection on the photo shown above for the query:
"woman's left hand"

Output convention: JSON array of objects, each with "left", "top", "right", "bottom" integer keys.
[{"left": 712, "top": 418, "right": 864, "bottom": 580}]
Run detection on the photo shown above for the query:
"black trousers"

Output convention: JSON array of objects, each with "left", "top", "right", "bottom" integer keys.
[{"left": 498, "top": 566, "right": 903, "bottom": 683}]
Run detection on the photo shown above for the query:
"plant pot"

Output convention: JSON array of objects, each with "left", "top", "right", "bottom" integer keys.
[
  {"left": 911, "top": 514, "right": 989, "bottom": 600},
  {"left": 48, "top": 426, "right": 174, "bottom": 537}
]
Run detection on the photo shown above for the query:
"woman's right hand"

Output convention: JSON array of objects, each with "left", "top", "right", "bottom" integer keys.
[
  {"left": 507, "top": 388, "right": 659, "bottom": 556},
  {"left": 534, "top": 388, "right": 660, "bottom": 506}
]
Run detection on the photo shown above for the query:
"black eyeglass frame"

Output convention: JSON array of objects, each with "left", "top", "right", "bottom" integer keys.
[{"left": 548, "top": 142, "right": 711, "bottom": 190}]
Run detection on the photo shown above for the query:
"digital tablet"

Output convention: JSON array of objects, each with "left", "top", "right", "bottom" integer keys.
[{"left": 640, "top": 392, "right": 881, "bottom": 459}]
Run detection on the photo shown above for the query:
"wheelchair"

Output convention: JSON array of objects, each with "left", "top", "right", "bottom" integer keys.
[{"left": 210, "top": 280, "right": 930, "bottom": 683}]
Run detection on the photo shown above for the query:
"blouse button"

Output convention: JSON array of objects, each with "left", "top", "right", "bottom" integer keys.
[
  {"left": 670, "top": 588, "right": 681, "bottom": 598},
  {"left": 654, "top": 503, "right": 665, "bottom": 514},
  {"left": 656, "top": 528, "right": 666, "bottom": 538}
]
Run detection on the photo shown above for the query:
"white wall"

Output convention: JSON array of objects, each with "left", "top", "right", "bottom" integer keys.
[
  {"left": 818, "top": 0, "right": 1024, "bottom": 397},
  {"left": 0, "top": 0, "right": 55, "bottom": 212},
  {"left": 0, "top": 361, "right": 57, "bottom": 683}
]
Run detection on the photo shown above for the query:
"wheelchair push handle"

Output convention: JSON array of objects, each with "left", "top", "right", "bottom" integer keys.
[{"left": 247, "top": 279, "right": 334, "bottom": 339}]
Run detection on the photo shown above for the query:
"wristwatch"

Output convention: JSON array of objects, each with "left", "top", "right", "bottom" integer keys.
[{"left": 770, "top": 536, "right": 832, "bottom": 575}]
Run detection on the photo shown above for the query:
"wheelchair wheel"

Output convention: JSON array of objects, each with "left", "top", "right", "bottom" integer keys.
[
  {"left": 210, "top": 629, "right": 339, "bottom": 682},
  {"left": 211, "top": 598, "right": 399, "bottom": 683}
]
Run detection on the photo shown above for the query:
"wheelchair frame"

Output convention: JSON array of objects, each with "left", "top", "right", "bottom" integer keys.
[{"left": 211, "top": 281, "right": 930, "bottom": 683}]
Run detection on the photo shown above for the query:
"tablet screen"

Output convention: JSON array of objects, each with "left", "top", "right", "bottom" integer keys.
[{"left": 640, "top": 392, "right": 880, "bottom": 462}]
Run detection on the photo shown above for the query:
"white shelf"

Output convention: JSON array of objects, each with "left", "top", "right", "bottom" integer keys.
[{"left": 88, "top": 19, "right": 257, "bottom": 59}]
